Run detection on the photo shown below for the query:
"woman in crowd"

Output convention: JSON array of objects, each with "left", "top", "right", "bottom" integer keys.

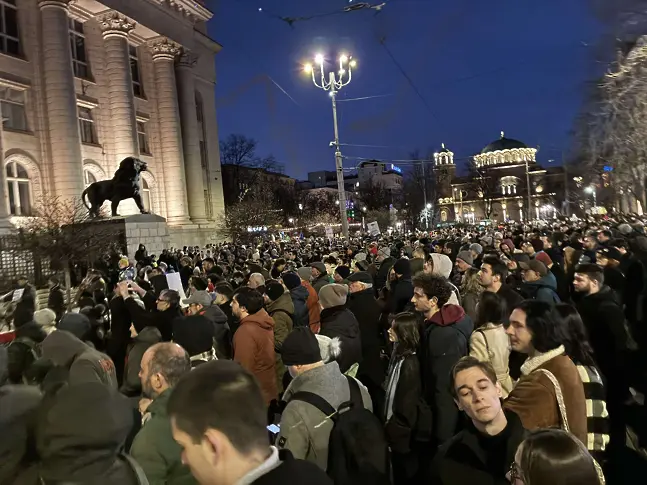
[
  {"left": 460, "top": 267, "right": 482, "bottom": 323},
  {"left": 508, "top": 429, "right": 605, "bottom": 484},
  {"left": 469, "top": 291, "right": 513, "bottom": 397}
]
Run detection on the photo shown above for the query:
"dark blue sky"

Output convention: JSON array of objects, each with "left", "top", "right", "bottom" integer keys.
[{"left": 208, "top": 0, "right": 604, "bottom": 180}]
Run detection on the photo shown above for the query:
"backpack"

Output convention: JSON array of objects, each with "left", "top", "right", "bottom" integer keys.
[{"left": 290, "top": 375, "right": 390, "bottom": 485}]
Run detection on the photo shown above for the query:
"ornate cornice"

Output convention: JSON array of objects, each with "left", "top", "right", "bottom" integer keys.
[
  {"left": 177, "top": 51, "right": 198, "bottom": 68},
  {"left": 149, "top": 38, "right": 182, "bottom": 61},
  {"left": 156, "top": 0, "right": 213, "bottom": 23},
  {"left": 98, "top": 11, "right": 136, "bottom": 38}
]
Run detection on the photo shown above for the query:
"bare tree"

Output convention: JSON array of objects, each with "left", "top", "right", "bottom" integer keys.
[
  {"left": 572, "top": 36, "right": 647, "bottom": 210},
  {"left": 216, "top": 198, "right": 283, "bottom": 241},
  {"left": 466, "top": 160, "right": 498, "bottom": 219},
  {"left": 220, "top": 134, "right": 284, "bottom": 204},
  {"left": 402, "top": 150, "right": 436, "bottom": 228},
  {"left": 357, "top": 180, "right": 393, "bottom": 211},
  {"left": 17, "top": 195, "right": 122, "bottom": 309}
]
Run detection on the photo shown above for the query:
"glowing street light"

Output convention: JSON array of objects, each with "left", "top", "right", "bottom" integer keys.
[
  {"left": 288, "top": 218, "right": 294, "bottom": 223},
  {"left": 302, "top": 52, "right": 357, "bottom": 238}
]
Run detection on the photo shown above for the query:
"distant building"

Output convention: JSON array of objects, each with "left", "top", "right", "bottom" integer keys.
[
  {"left": 435, "top": 133, "right": 569, "bottom": 223},
  {"left": 221, "top": 165, "right": 295, "bottom": 206},
  {"left": 357, "top": 161, "right": 403, "bottom": 192}
]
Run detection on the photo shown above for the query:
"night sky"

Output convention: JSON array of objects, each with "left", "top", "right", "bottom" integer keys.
[{"left": 208, "top": 0, "right": 604, "bottom": 180}]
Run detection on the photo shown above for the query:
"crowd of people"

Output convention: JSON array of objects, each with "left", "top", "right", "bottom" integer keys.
[{"left": 1, "top": 216, "right": 646, "bottom": 485}]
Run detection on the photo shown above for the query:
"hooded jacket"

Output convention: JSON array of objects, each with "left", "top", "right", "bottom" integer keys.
[
  {"left": 203, "top": 304, "right": 232, "bottom": 359},
  {"left": 30, "top": 382, "right": 141, "bottom": 485},
  {"left": 7, "top": 322, "right": 47, "bottom": 384},
  {"left": 302, "top": 280, "right": 321, "bottom": 333},
  {"left": 130, "top": 389, "right": 197, "bottom": 485},
  {"left": 319, "top": 306, "right": 363, "bottom": 374},
  {"left": 267, "top": 292, "right": 295, "bottom": 392},
  {"left": 430, "top": 254, "right": 461, "bottom": 305},
  {"left": 40, "top": 330, "right": 117, "bottom": 389},
  {"left": 518, "top": 272, "right": 560, "bottom": 304},
  {"left": 278, "top": 362, "right": 372, "bottom": 471},
  {"left": 420, "top": 305, "right": 474, "bottom": 445},
  {"left": 234, "top": 309, "right": 278, "bottom": 404},
  {"left": 289, "top": 285, "right": 310, "bottom": 329}
]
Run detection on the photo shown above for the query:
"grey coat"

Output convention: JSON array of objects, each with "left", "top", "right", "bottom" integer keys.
[{"left": 277, "top": 361, "right": 373, "bottom": 471}]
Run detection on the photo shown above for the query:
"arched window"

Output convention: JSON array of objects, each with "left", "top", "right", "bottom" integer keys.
[
  {"left": 141, "top": 178, "right": 151, "bottom": 212},
  {"left": 83, "top": 169, "right": 96, "bottom": 187},
  {"left": 6, "top": 160, "right": 31, "bottom": 216}
]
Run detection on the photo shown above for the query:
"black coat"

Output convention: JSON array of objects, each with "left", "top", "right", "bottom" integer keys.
[
  {"left": 123, "top": 292, "right": 181, "bottom": 342},
  {"left": 252, "top": 449, "right": 332, "bottom": 485},
  {"left": 429, "top": 410, "right": 526, "bottom": 485},
  {"left": 374, "top": 257, "right": 395, "bottom": 294},
  {"left": 47, "top": 285, "right": 66, "bottom": 322},
  {"left": 347, "top": 289, "right": 386, "bottom": 388},
  {"left": 389, "top": 277, "right": 414, "bottom": 315},
  {"left": 419, "top": 307, "right": 473, "bottom": 445},
  {"left": 319, "top": 306, "right": 363, "bottom": 373},
  {"left": 172, "top": 313, "right": 216, "bottom": 359}
]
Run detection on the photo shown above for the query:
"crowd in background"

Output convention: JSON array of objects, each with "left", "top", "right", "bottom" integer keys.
[{"left": 1, "top": 215, "right": 646, "bottom": 484}]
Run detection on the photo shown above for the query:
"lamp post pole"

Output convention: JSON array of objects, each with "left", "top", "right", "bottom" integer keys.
[{"left": 304, "top": 54, "right": 356, "bottom": 239}]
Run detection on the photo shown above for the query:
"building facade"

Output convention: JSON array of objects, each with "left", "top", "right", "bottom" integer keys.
[
  {"left": 435, "top": 134, "right": 568, "bottom": 224},
  {"left": 0, "top": 0, "right": 224, "bottom": 244}
]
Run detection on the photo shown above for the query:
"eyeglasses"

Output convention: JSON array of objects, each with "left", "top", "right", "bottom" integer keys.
[{"left": 508, "top": 461, "right": 523, "bottom": 483}]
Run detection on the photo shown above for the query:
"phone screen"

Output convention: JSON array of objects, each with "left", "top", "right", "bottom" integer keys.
[{"left": 266, "top": 424, "right": 280, "bottom": 434}]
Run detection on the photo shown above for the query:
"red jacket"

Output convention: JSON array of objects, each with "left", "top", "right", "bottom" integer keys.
[
  {"left": 302, "top": 280, "right": 321, "bottom": 334},
  {"left": 233, "top": 309, "right": 277, "bottom": 404}
]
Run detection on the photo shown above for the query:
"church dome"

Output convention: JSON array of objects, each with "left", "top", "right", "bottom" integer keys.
[
  {"left": 481, "top": 132, "right": 528, "bottom": 154},
  {"left": 474, "top": 131, "right": 536, "bottom": 168}
]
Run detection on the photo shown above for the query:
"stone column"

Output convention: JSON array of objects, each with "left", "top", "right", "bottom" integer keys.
[
  {"left": 176, "top": 52, "right": 208, "bottom": 224},
  {"left": 39, "top": 0, "right": 84, "bottom": 198},
  {"left": 98, "top": 11, "right": 138, "bottom": 171},
  {"left": 149, "top": 38, "right": 190, "bottom": 224},
  {"left": 0, "top": 106, "right": 12, "bottom": 228}
]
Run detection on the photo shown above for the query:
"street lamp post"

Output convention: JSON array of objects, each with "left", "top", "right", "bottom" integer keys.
[{"left": 304, "top": 53, "right": 356, "bottom": 239}]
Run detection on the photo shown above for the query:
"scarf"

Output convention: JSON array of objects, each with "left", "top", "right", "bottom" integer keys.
[{"left": 384, "top": 350, "right": 414, "bottom": 422}]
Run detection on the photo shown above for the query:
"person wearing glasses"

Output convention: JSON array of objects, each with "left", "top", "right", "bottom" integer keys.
[{"left": 429, "top": 356, "right": 526, "bottom": 484}]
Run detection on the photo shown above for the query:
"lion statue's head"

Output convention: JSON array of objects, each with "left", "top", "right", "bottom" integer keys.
[{"left": 118, "top": 157, "right": 148, "bottom": 174}]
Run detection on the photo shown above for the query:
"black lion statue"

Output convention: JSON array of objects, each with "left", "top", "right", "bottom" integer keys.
[{"left": 82, "top": 157, "right": 149, "bottom": 218}]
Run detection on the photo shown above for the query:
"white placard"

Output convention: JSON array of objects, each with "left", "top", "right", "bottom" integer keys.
[
  {"left": 367, "top": 221, "right": 380, "bottom": 237},
  {"left": 325, "top": 227, "right": 334, "bottom": 240},
  {"left": 166, "top": 272, "right": 188, "bottom": 306},
  {"left": 12, "top": 288, "right": 24, "bottom": 302}
]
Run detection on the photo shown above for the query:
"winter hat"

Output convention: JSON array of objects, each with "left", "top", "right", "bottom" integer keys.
[
  {"left": 599, "top": 247, "right": 622, "bottom": 261},
  {"left": 355, "top": 260, "right": 370, "bottom": 272},
  {"left": 316, "top": 334, "right": 342, "bottom": 363},
  {"left": 618, "top": 223, "right": 633, "bottom": 236},
  {"left": 310, "top": 262, "right": 327, "bottom": 275},
  {"left": 469, "top": 243, "right": 483, "bottom": 255},
  {"left": 33, "top": 308, "right": 57, "bottom": 332},
  {"left": 354, "top": 252, "right": 367, "bottom": 262},
  {"left": 456, "top": 251, "right": 473, "bottom": 266},
  {"left": 393, "top": 258, "right": 411, "bottom": 277},
  {"left": 282, "top": 272, "right": 301, "bottom": 291},
  {"left": 281, "top": 327, "right": 322, "bottom": 366},
  {"left": 297, "top": 267, "right": 312, "bottom": 281},
  {"left": 119, "top": 257, "right": 129, "bottom": 268},
  {"left": 57, "top": 313, "right": 92, "bottom": 341},
  {"left": 335, "top": 266, "right": 351, "bottom": 279},
  {"left": 429, "top": 253, "right": 453, "bottom": 279},
  {"left": 535, "top": 251, "right": 553, "bottom": 268},
  {"left": 318, "top": 283, "right": 348, "bottom": 309},
  {"left": 378, "top": 247, "right": 391, "bottom": 259},
  {"left": 347, "top": 272, "right": 373, "bottom": 285},
  {"left": 265, "top": 280, "right": 285, "bottom": 302}
]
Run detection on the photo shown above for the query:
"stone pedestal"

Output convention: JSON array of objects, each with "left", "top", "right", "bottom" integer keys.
[{"left": 122, "top": 214, "right": 170, "bottom": 257}]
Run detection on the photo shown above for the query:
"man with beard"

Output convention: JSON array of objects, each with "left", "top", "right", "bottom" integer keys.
[{"left": 130, "top": 342, "right": 196, "bottom": 485}]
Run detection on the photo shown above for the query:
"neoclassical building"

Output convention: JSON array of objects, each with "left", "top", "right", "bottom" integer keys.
[
  {"left": 0, "top": 0, "right": 224, "bottom": 244},
  {"left": 434, "top": 133, "right": 567, "bottom": 223}
]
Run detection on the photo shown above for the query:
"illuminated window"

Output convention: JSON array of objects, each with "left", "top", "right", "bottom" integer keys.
[
  {"left": 130, "top": 44, "right": 144, "bottom": 98},
  {"left": 137, "top": 121, "right": 150, "bottom": 155},
  {"left": 78, "top": 107, "right": 98, "bottom": 144},
  {"left": 0, "top": 87, "right": 27, "bottom": 131},
  {"left": 141, "top": 178, "right": 151, "bottom": 212},
  {"left": 69, "top": 18, "right": 91, "bottom": 80}
]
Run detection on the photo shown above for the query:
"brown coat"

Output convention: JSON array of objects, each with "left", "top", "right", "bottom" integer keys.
[
  {"left": 233, "top": 309, "right": 277, "bottom": 404},
  {"left": 302, "top": 281, "right": 321, "bottom": 334},
  {"left": 504, "top": 346, "right": 587, "bottom": 445}
]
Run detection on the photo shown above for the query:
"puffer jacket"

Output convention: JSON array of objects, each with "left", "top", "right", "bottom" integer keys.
[
  {"left": 267, "top": 292, "right": 295, "bottom": 392},
  {"left": 289, "top": 285, "right": 310, "bottom": 329},
  {"left": 319, "top": 306, "right": 363, "bottom": 374}
]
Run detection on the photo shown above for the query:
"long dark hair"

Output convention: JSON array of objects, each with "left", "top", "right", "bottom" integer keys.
[
  {"left": 513, "top": 300, "right": 570, "bottom": 353},
  {"left": 518, "top": 429, "right": 602, "bottom": 485},
  {"left": 392, "top": 312, "right": 420, "bottom": 357},
  {"left": 554, "top": 304, "right": 597, "bottom": 367},
  {"left": 475, "top": 291, "right": 507, "bottom": 329}
]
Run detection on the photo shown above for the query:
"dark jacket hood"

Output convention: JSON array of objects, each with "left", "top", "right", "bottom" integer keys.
[
  {"left": 203, "top": 303, "right": 229, "bottom": 324},
  {"left": 37, "top": 382, "right": 133, "bottom": 481},
  {"left": 290, "top": 284, "right": 309, "bottom": 302},
  {"left": 40, "top": 330, "right": 90, "bottom": 368},
  {"left": 134, "top": 325, "right": 162, "bottom": 344},
  {"left": 524, "top": 271, "right": 557, "bottom": 290},
  {"left": 429, "top": 304, "right": 466, "bottom": 327},
  {"left": 15, "top": 321, "right": 48, "bottom": 343},
  {"left": 320, "top": 306, "right": 360, "bottom": 339}
]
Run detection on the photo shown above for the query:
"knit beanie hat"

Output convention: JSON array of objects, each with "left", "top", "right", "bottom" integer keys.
[
  {"left": 33, "top": 308, "right": 57, "bottom": 329},
  {"left": 335, "top": 266, "right": 351, "bottom": 279},
  {"left": 297, "top": 267, "right": 312, "bottom": 281},
  {"left": 318, "top": 284, "right": 348, "bottom": 309},
  {"left": 469, "top": 243, "right": 483, "bottom": 255},
  {"left": 355, "top": 260, "right": 370, "bottom": 272},
  {"left": 456, "top": 250, "right": 473, "bottom": 266},
  {"left": 354, "top": 252, "right": 367, "bottom": 262},
  {"left": 310, "top": 262, "right": 327, "bottom": 275},
  {"left": 282, "top": 272, "right": 301, "bottom": 290},
  {"left": 281, "top": 327, "right": 322, "bottom": 366},
  {"left": 57, "top": 313, "right": 92, "bottom": 341},
  {"left": 265, "top": 280, "right": 284, "bottom": 302},
  {"left": 393, "top": 258, "right": 411, "bottom": 277}
]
